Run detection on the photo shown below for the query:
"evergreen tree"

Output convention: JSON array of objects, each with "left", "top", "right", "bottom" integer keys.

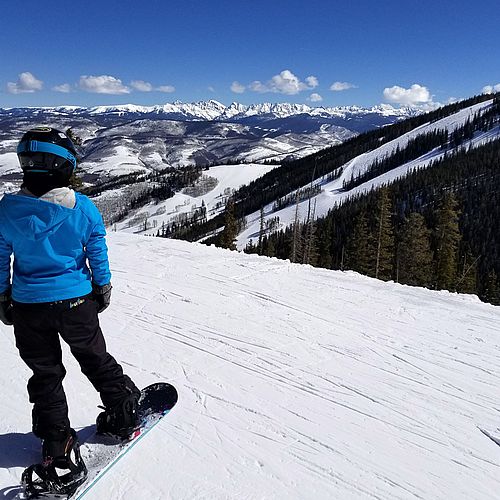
[
  {"left": 266, "top": 237, "right": 276, "bottom": 257},
  {"left": 290, "top": 201, "right": 302, "bottom": 263},
  {"left": 398, "top": 213, "right": 433, "bottom": 287},
  {"left": 258, "top": 207, "right": 265, "bottom": 253},
  {"left": 245, "top": 239, "right": 257, "bottom": 254},
  {"left": 434, "top": 193, "right": 461, "bottom": 290},
  {"left": 483, "top": 270, "right": 500, "bottom": 305},
  {"left": 220, "top": 199, "right": 238, "bottom": 250},
  {"left": 302, "top": 199, "right": 318, "bottom": 266},
  {"left": 66, "top": 128, "right": 83, "bottom": 146},
  {"left": 317, "top": 217, "right": 333, "bottom": 269},
  {"left": 346, "top": 211, "right": 372, "bottom": 274},
  {"left": 374, "top": 187, "right": 394, "bottom": 280},
  {"left": 65, "top": 128, "right": 84, "bottom": 191}
]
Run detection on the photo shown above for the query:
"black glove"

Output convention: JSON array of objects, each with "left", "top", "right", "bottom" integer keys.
[
  {"left": 0, "top": 289, "right": 13, "bottom": 326},
  {"left": 92, "top": 282, "right": 112, "bottom": 313}
]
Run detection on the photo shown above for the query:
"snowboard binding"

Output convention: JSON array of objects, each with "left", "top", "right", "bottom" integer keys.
[
  {"left": 96, "top": 392, "right": 141, "bottom": 440},
  {"left": 22, "top": 431, "right": 87, "bottom": 498}
]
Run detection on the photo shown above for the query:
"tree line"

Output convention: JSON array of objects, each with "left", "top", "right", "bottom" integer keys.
[
  {"left": 169, "top": 93, "right": 496, "bottom": 243},
  {"left": 342, "top": 97, "right": 500, "bottom": 191},
  {"left": 246, "top": 138, "right": 500, "bottom": 305}
]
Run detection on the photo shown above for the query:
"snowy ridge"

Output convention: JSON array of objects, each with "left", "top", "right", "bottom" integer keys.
[
  {"left": 0, "top": 233, "right": 498, "bottom": 499},
  {"left": 237, "top": 98, "right": 499, "bottom": 248},
  {"left": 0, "top": 100, "right": 418, "bottom": 122},
  {"left": 1, "top": 99, "right": 411, "bottom": 181},
  {"left": 111, "top": 163, "right": 278, "bottom": 234}
]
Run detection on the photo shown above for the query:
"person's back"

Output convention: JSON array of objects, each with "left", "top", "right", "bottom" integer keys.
[
  {"left": 0, "top": 127, "right": 140, "bottom": 495},
  {"left": 0, "top": 189, "right": 109, "bottom": 303}
]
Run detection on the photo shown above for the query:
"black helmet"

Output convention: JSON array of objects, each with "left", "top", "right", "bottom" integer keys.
[
  {"left": 17, "top": 127, "right": 77, "bottom": 175},
  {"left": 17, "top": 127, "right": 78, "bottom": 196}
]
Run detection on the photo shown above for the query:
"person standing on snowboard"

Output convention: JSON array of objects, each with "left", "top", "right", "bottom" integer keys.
[{"left": 0, "top": 127, "right": 141, "bottom": 472}]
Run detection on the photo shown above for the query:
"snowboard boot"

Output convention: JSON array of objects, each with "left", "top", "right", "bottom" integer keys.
[
  {"left": 96, "top": 391, "right": 141, "bottom": 440},
  {"left": 22, "top": 428, "right": 87, "bottom": 497},
  {"left": 42, "top": 428, "right": 83, "bottom": 470}
]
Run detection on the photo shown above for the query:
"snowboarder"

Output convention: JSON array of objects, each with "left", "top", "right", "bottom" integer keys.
[{"left": 0, "top": 127, "right": 141, "bottom": 480}]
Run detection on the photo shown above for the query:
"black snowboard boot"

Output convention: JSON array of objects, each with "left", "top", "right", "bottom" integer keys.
[
  {"left": 96, "top": 392, "right": 141, "bottom": 439},
  {"left": 22, "top": 428, "right": 87, "bottom": 498},
  {"left": 42, "top": 428, "right": 82, "bottom": 470}
]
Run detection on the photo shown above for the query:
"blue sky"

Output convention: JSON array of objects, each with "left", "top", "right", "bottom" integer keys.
[{"left": 1, "top": 0, "right": 499, "bottom": 108}]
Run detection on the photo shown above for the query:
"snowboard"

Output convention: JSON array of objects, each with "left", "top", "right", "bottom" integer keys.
[{"left": 21, "top": 382, "right": 178, "bottom": 499}]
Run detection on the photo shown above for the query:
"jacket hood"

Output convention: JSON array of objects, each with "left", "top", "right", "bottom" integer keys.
[
  {"left": 21, "top": 187, "right": 76, "bottom": 209},
  {"left": 0, "top": 193, "right": 75, "bottom": 241}
]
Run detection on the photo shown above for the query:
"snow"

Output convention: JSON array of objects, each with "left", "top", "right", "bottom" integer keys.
[
  {"left": 83, "top": 143, "right": 150, "bottom": 177},
  {"left": 237, "top": 99, "right": 499, "bottom": 249},
  {"left": 8, "top": 100, "right": 415, "bottom": 122},
  {"left": 0, "top": 233, "right": 499, "bottom": 499},
  {"left": 0, "top": 152, "right": 19, "bottom": 176},
  {"left": 115, "top": 163, "right": 277, "bottom": 234}
]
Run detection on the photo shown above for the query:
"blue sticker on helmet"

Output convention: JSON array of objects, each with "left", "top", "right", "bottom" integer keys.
[{"left": 17, "top": 140, "right": 77, "bottom": 169}]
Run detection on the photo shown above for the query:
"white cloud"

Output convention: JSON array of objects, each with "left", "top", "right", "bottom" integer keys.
[
  {"left": 308, "top": 93, "right": 323, "bottom": 102},
  {"left": 156, "top": 85, "right": 175, "bottom": 93},
  {"left": 7, "top": 72, "right": 43, "bottom": 94},
  {"left": 231, "top": 81, "right": 246, "bottom": 94},
  {"left": 248, "top": 80, "right": 266, "bottom": 92},
  {"left": 52, "top": 83, "right": 72, "bottom": 93},
  {"left": 383, "top": 84, "right": 432, "bottom": 106},
  {"left": 130, "top": 80, "right": 175, "bottom": 93},
  {"left": 79, "top": 75, "right": 130, "bottom": 94},
  {"left": 131, "top": 80, "right": 153, "bottom": 92},
  {"left": 248, "top": 70, "right": 319, "bottom": 95},
  {"left": 208, "top": 86, "right": 215, "bottom": 92},
  {"left": 305, "top": 76, "right": 319, "bottom": 89},
  {"left": 330, "top": 81, "right": 356, "bottom": 91},
  {"left": 482, "top": 83, "right": 500, "bottom": 94}
]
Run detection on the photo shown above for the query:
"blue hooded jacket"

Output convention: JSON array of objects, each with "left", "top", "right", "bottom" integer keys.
[{"left": 0, "top": 192, "right": 111, "bottom": 303}]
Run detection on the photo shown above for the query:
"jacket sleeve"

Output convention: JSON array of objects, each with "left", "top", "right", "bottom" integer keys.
[
  {"left": 0, "top": 230, "right": 12, "bottom": 294},
  {"left": 85, "top": 201, "right": 112, "bottom": 286}
]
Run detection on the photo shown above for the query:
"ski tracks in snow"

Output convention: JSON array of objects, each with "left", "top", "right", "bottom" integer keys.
[
  {"left": 1, "top": 234, "right": 499, "bottom": 499},
  {"left": 105, "top": 237, "right": 500, "bottom": 499}
]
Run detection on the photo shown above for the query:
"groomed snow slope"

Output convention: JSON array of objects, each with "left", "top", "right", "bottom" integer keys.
[{"left": 0, "top": 233, "right": 499, "bottom": 499}]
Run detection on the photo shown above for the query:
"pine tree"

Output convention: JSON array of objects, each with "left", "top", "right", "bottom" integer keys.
[
  {"left": 398, "top": 212, "right": 433, "bottom": 287},
  {"left": 66, "top": 128, "right": 82, "bottom": 146},
  {"left": 65, "top": 128, "right": 84, "bottom": 191},
  {"left": 346, "top": 211, "right": 372, "bottom": 274},
  {"left": 220, "top": 199, "right": 238, "bottom": 250},
  {"left": 483, "top": 270, "right": 500, "bottom": 305},
  {"left": 266, "top": 237, "right": 276, "bottom": 257},
  {"left": 245, "top": 239, "right": 257, "bottom": 254},
  {"left": 374, "top": 187, "right": 394, "bottom": 280},
  {"left": 290, "top": 200, "right": 302, "bottom": 263},
  {"left": 258, "top": 207, "right": 265, "bottom": 254},
  {"left": 434, "top": 193, "right": 461, "bottom": 290},
  {"left": 302, "top": 199, "right": 318, "bottom": 266},
  {"left": 317, "top": 218, "right": 333, "bottom": 269}
]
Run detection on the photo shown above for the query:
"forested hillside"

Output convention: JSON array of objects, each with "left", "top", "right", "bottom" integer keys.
[
  {"left": 167, "top": 93, "right": 494, "bottom": 242},
  {"left": 252, "top": 138, "right": 500, "bottom": 304},
  {"left": 147, "top": 93, "right": 500, "bottom": 304}
]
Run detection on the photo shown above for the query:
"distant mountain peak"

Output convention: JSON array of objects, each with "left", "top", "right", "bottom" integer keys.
[{"left": 0, "top": 100, "right": 422, "bottom": 123}]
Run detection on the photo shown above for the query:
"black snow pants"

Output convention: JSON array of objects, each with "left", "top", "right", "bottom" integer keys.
[{"left": 12, "top": 294, "right": 139, "bottom": 440}]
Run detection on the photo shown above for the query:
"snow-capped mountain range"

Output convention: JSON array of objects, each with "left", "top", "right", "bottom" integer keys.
[
  {"left": 1, "top": 99, "right": 418, "bottom": 123},
  {"left": 0, "top": 100, "right": 419, "bottom": 185},
  {"left": 102, "top": 97, "right": 499, "bottom": 243}
]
